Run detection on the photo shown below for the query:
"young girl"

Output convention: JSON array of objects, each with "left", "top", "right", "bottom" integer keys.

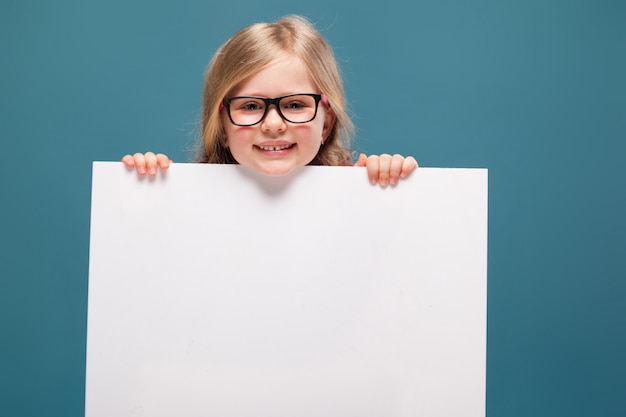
[{"left": 123, "top": 15, "right": 417, "bottom": 187}]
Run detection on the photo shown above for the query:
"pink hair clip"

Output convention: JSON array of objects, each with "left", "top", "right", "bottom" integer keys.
[{"left": 321, "top": 93, "right": 330, "bottom": 108}]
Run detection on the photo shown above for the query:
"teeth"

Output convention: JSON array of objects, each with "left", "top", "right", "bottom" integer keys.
[{"left": 258, "top": 144, "right": 292, "bottom": 151}]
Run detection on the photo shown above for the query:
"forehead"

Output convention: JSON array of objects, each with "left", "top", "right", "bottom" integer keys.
[{"left": 230, "top": 57, "right": 319, "bottom": 97}]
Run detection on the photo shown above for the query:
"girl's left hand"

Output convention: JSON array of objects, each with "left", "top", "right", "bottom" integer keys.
[{"left": 354, "top": 153, "right": 418, "bottom": 187}]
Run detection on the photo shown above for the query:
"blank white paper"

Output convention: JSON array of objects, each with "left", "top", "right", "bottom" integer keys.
[{"left": 86, "top": 162, "right": 488, "bottom": 417}]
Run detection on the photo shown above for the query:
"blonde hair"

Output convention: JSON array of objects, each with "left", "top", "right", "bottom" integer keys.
[{"left": 196, "top": 15, "right": 354, "bottom": 165}]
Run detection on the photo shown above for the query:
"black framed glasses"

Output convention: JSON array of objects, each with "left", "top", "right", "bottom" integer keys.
[{"left": 221, "top": 93, "right": 325, "bottom": 126}]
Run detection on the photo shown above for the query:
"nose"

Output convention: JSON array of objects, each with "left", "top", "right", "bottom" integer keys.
[{"left": 260, "top": 105, "right": 286, "bottom": 132}]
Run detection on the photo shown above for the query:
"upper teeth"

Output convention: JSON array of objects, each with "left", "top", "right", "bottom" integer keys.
[{"left": 259, "top": 144, "right": 291, "bottom": 151}]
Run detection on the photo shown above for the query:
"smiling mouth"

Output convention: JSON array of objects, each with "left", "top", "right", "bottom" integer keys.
[{"left": 256, "top": 144, "right": 295, "bottom": 151}]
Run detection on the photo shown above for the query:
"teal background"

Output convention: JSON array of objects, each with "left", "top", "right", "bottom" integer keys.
[{"left": 1, "top": 0, "right": 624, "bottom": 416}]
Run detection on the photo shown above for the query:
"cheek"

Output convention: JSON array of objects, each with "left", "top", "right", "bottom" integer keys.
[
  {"left": 224, "top": 125, "right": 256, "bottom": 147},
  {"left": 221, "top": 113, "right": 249, "bottom": 145},
  {"left": 291, "top": 123, "right": 323, "bottom": 141}
]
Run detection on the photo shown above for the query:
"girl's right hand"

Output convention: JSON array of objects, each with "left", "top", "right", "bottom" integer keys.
[{"left": 121, "top": 152, "right": 172, "bottom": 176}]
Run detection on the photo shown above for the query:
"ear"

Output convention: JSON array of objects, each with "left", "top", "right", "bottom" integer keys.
[
  {"left": 219, "top": 116, "right": 229, "bottom": 148},
  {"left": 322, "top": 107, "right": 336, "bottom": 141}
]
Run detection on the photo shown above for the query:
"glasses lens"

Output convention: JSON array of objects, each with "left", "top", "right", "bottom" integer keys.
[
  {"left": 278, "top": 94, "right": 318, "bottom": 123},
  {"left": 227, "top": 95, "right": 318, "bottom": 125},
  {"left": 227, "top": 97, "right": 266, "bottom": 126}
]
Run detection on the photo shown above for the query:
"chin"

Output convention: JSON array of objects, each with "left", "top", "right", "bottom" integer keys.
[{"left": 256, "top": 164, "right": 298, "bottom": 177}]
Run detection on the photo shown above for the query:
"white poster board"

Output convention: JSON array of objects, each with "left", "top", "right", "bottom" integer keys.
[{"left": 86, "top": 163, "right": 488, "bottom": 417}]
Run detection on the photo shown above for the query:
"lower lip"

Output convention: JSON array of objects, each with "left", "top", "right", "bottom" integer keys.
[{"left": 255, "top": 144, "right": 296, "bottom": 156}]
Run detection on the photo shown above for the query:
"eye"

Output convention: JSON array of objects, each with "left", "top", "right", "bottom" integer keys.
[
  {"left": 285, "top": 101, "right": 304, "bottom": 109},
  {"left": 282, "top": 99, "right": 309, "bottom": 111},
  {"left": 230, "top": 98, "right": 265, "bottom": 112},
  {"left": 241, "top": 101, "right": 263, "bottom": 111}
]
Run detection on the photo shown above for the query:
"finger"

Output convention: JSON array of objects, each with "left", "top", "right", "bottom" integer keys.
[
  {"left": 133, "top": 152, "right": 147, "bottom": 175},
  {"left": 144, "top": 152, "right": 158, "bottom": 175},
  {"left": 121, "top": 154, "right": 136, "bottom": 168},
  {"left": 156, "top": 153, "right": 172, "bottom": 170},
  {"left": 365, "top": 155, "right": 380, "bottom": 185},
  {"left": 354, "top": 153, "right": 367, "bottom": 167},
  {"left": 401, "top": 156, "right": 419, "bottom": 178},
  {"left": 389, "top": 154, "right": 405, "bottom": 185},
  {"left": 376, "top": 154, "right": 392, "bottom": 187}
]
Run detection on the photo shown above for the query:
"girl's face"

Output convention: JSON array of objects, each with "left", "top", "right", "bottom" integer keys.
[{"left": 222, "top": 57, "right": 335, "bottom": 176}]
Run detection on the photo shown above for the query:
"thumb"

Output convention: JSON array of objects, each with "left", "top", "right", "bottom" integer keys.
[{"left": 354, "top": 153, "right": 367, "bottom": 167}]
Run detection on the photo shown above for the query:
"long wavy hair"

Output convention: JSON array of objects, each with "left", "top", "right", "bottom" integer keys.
[{"left": 195, "top": 15, "right": 354, "bottom": 166}]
